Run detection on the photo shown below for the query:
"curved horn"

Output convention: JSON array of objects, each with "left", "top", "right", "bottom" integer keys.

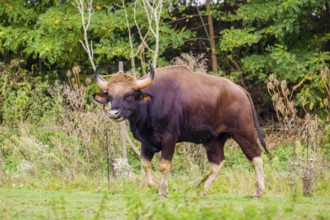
[
  {"left": 135, "top": 62, "right": 155, "bottom": 89},
  {"left": 95, "top": 65, "right": 108, "bottom": 90}
]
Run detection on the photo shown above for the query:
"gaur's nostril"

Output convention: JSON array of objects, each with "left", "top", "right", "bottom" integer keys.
[{"left": 109, "top": 109, "right": 121, "bottom": 118}]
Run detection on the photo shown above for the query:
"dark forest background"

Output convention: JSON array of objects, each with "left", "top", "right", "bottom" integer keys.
[{"left": 1, "top": 0, "right": 329, "bottom": 119}]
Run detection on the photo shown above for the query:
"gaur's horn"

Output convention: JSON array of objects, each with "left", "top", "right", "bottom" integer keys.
[
  {"left": 95, "top": 65, "right": 108, "bottom": 90},
  {"left": 135, "top": 62, "right": 155, "bottom": 89}
]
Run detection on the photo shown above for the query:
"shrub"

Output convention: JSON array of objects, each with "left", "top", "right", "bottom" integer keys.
[
  {"left": 0, "top": 60, "right": 52, "bottom": 126},
  {"left": 171, "top": 52, "right": 208, "bottom": 73},
  {"left": 267, "top": 75, "right": 328, "bottom": 196}
]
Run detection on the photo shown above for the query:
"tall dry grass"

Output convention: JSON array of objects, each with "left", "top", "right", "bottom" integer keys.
[
  {"left": 1, "top": 62, "right": 328, "bottom": 197},
  {"left": 267, "top": 73, "right": 329, "bottom": 196}
]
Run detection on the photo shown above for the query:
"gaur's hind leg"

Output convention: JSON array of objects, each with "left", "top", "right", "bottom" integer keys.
[
  {"left": 141, "top": 144, "right": 158, "bottom": 189},
  {"left": 251, "top": 156, "right": 264, "bottom": 198},
  {"left": 232, "top": 132, "right": 265, "bottom": 198},
  {"left": 201, "top": 138, "right": 226, "bottom": 196}
]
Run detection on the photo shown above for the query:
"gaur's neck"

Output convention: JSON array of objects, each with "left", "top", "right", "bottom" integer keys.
[
  {"left": 128, "top": 103, "right": 150, "bottom": 132},
  {"left": 128, "top": 103, "right": 161, "bottom": 153}
]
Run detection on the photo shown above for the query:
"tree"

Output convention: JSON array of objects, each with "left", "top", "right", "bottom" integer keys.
[
  {"left": 219, "top": 0, "right": 330, "bottom": 115},
  {"left": 134, "top": 0, "right": 163, "bottom": 68},
  {"left": 205, "top": 0, "right": 218, "bottom": 73}
]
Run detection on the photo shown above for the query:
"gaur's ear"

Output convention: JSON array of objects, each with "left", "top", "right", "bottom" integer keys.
[
  {"left": 139, "top": 93, "right": 153, "bottom": 103},
  {"left": 93, "top": 92, "right": 110, "bottom": 104}
]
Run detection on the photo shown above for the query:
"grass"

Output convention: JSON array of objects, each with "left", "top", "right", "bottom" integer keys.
[
  {"left": 1, "top": 145, "right": 329, "bottom": 219},
  {"left": 1, "top": 138, "right": 329, "bottom": 219},
  {"left": 0, "top": 189, "right": 125, "bottom": 219},
  {"left": 1, "top": 61, "right": 329, "bottom": 219},
  {"left": 0, "top": 178, "right": 329, "bottom": 220}
]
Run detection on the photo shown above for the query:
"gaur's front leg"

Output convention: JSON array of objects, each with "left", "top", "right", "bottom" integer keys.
[
  {"left": 141, "top": 144, "right": 158, "bottom": 189},
  {"left": 158, "top": 135, "right": 176, "bottom": 197}
]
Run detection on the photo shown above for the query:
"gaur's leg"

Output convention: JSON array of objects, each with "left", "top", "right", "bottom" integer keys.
[
  {"left": 251, "top": 156, "right": 264, "bottom": 198},
  {"left": 232, "top": 132, "right": 265, "bottom": 198},
  {"left": 158, "top": 135, "right": 176, "bottom": 197},
  {"left": 141, "top": 144, "right": 158, "bottom": 189},
  {"left": 202, "top": 138, "right": 226, "bottom": 196}
]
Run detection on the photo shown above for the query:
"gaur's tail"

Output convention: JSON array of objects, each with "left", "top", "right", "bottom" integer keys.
[{"left": 243, "top": 89, "right": 271, "bottom": 155}]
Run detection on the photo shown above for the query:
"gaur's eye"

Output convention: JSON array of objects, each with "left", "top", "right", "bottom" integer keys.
[{"left": 108, "top": 95, "right": 113, "bottom": 102}]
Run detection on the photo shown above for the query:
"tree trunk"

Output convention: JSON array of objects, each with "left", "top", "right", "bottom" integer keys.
[
  {"left": 118, "top": 61, "right": 128, "bottom": 159},
  {"left": 120, "top": 122, "right": 128, "bottom": 159},
  {"left": 122, "top": 0, "right": 136, "bottom": 74},
  {"left": 206, "top": 0, "right": 218, "bottom": 73}
]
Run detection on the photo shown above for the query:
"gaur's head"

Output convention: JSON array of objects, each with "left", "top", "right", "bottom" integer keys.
[{"left": 92, "top": 63, "right": 154, "bottom": 122}]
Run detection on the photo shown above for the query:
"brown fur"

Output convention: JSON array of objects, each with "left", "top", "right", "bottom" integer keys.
[
  {"left": 93, "top": 65, "right": 269, "bottom": 197},
  {"left": 108, "top": 73, "right": 136, "bottom": 87}
]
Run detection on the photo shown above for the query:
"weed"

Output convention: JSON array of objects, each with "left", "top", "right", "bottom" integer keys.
[
  {"left": 267, "top": 75, "right": 328, "bottom": 196},
  {"left": 113, "top": 158, "right": 134, "bottom": 179},
  {"left": 0, "top": 62, "right": 329, "bottom": 202},
  {"left": 171, "top": 52, "right": 208, "bottom": 73},
  {"left": 0, "top": 60, "right": 52, "bottom": 126}
]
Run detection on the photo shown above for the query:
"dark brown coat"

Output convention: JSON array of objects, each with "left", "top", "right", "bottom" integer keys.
[{"left": 93, "top": 65, "right": 269, "bottom": 197}]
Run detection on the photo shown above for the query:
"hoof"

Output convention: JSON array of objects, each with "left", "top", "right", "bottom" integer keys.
[
  {"left": 148, "top": 182, "right": 159, "bottom": 190},
  {"left": 159, "top": 183, "right": 168, "bottom": 198},
  {"left": 159, "top": 192, "right": 168, "bottom": 198},
  {"left": 254, "top": 192, "right": 263, "bottom": 199},
  {"left": 159, "top": 189, "right": 168, "bottom": 198},
  {"left": 200, "top": 190, "right": 208, "bottom": 198}
]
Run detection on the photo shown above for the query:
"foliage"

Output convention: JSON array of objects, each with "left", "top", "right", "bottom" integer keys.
[
  {"left": 0, "top": 0, "right": 329, "bottom": 115},
  {"left": 0, "top": 62, "right": 123, "bottom": 187},
  {"left": 171, "top": 52, "right": 208, "bottom": 72},
  {"left": 267, "top": 75, "right": 328, "bottom": 196},
  {"left": 0, "top": 2, "right": 329, "bottom": 219},
  {"left": 0, "top": 0, "right": 191, "bottom": 72},
  {"left": 219, "top": 0, "right": 330, "bottom": 115},
  {"left": 0, "top": 5, "right": 329, "bottom": 220},
  {"left": 220, "top": 27, "right": 263, "bottom": 52},
  {"left": 0, "top": 62, "right": 328, "bottom": 199},
  {"left": 0, "top": 60, "right": 52, "bottom": 125}
]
